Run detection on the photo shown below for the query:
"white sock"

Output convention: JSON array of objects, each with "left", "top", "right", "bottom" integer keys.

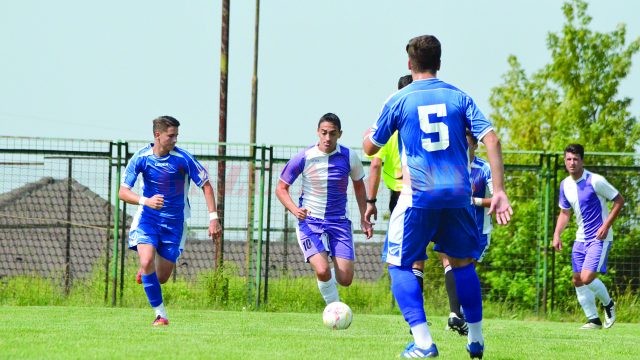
[
  {"left": 586, "top": 278, "right": 611, "bottom": 306},
  {"left": 317, "top": 270, "right": 339, "bottom": 304},
  {"left": 154, "top": 303, "right": 167, "bottom": 319},
  {"left": 410, "top": 322, "right": 433, "bottom": 349},
  {"left": 575, "top": 285, "right": 598, "bottom": 319},
  {"left": 467, "top": 321, "right": 483, "bottom": 344}
]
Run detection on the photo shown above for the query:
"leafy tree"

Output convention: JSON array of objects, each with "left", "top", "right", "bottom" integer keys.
[
  {"left": 485, "top": 0, "right": 640, "bottom": 312},
  {"left": 490, "top": 0, "right": 640, "bottom": 151}
]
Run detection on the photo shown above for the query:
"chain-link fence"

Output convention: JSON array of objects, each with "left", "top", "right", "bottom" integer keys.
[{"left": 1, "top": 136, "right": 638, "bottom": 313}]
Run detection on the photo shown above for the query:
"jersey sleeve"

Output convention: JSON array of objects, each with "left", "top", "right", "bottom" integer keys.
[
  {"left": 464, "top": 95, "right": 493, "bottom": 141},
  {"left": 184, "top": 152, "right": 209, "bottom": 188},
  {"left": 483, "top": 162, "right": 493, "bottom": 196},
  {"left": 591, "top": 173, "right": 619, "bottom": 201},
  {"left": 348, "top": 149, "right": 365, "bottom": 181},
  {"left": 279, "top": 150, "right": 306, "bottom": 185},
  {"left": 370, "top": 95, "right": 400, "bottom": 147},
  {"left": 122, "top": 152, "right": 143, "bottom": 189},
  {"left": 483, "top": 171, "right": 493, "bottom": 197},
  {"left": 558, "top": 180, "right": 571, "bottom": 209}
]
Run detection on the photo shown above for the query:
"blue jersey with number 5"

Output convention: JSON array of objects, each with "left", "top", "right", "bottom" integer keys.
[{"left": 370, "top": 78, "right": 493, "bottom": 209}]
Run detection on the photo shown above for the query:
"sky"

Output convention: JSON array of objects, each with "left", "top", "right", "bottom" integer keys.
[{"left": 1, "top": 0, "right": 639, "bottom": 149}]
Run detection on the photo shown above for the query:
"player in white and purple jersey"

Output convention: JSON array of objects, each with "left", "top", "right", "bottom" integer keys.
[
  {"left": 276, "top": 113, "right": 373, "bottom": 305},
  {"left": 553, "top": 144, "right": 624, "bottom": 330},
  {"left": 119, "top": 116, "right": 222, "bottom": 326},
  {"left": 276, "top": 113, "right": 373, "bottom": 304},
  {"left": 363, "top": 35, "right": 512, "bottom": 359}
]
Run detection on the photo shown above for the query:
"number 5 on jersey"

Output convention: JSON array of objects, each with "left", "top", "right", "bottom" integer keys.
[{"left": 418, "top": 104, "right": 449, "bottom": 152}]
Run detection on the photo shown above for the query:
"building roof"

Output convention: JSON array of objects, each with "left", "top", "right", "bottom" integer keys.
[
  {"left": 0, "top": 177, "right": 385, "bottom": 284},
  {"left": 0, "top": 177, "right": 121, "bottom": 281}
]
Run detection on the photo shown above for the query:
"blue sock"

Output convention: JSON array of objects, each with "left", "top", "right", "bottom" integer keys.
[
  {"left": 141, "top": 272, "right": 163, "bottom": 307},
  {"left": 389, "top": 265, "right": 426, "bottom": 326},
  {"left": 452, "top": 263, "right": 482, "bottom": 323}
]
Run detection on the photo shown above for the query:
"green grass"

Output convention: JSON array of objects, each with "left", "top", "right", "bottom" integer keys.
[{"left": 1, "top": 306, "right": 639, "bottom": 359}]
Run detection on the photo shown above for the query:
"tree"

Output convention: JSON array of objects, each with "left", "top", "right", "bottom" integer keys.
[
  {"left": 484, "top": 0, "right": 640, "bottom": 313},
  {"left": 489, "top": 0, "right": 640, "bottom": 152}
]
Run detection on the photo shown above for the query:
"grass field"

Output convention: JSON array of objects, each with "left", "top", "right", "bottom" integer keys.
[{"left": 1, "top": 306, "right": 639, "bottom": 359}]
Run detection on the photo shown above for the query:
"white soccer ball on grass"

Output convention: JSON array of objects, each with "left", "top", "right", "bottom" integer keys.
[{"left": 322, "top": 301, "right": 353, "bottom": 330}]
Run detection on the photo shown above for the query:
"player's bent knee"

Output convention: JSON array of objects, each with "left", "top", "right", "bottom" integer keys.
[
  {"left": 157, "top": 272, "right": 172, "bottom": 284},
  {"left": 315, "top": 268, "right": 332, "bottom": 282},
  {"left": 337, "top": 276, "right": 353, "bottom": 287},
  {"left": 139, "top": 261, "right": 154, "bottom": 273}
]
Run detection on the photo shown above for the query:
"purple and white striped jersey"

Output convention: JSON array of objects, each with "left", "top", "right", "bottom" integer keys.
[
  {"left": 558, "top": 169, "right": 619, "bottom": 242},
  {"left": 279, "top": 144, "right": 365, "bottom": 220}
]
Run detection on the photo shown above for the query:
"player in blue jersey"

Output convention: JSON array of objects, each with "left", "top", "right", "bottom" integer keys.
[
  {"left": 363, "top": 35, "right": 512, "bottom": 359},
  {"left": 276, "top": 113, "right": 373, "bottom": 305},
  {"left": 119, "top": 115, "right": 222, "bottom": 326},
  {"left": 468, "top": 131, "right": 494, "bottom": 263},
  {"left": 553, "top": 144, "right": 624, "bottom": 330},
  {"left": 442, "top": 130, "right": 494, "bottom": 336}
]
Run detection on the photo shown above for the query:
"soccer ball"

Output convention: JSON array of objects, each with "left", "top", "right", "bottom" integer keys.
[{"left": 322, "top": 301, "right": 353, "bottom": 330}]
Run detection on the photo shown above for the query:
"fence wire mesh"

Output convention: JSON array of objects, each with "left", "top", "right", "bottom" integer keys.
[{"left": 1, "top": 136, "right": 639, "bottom": 313}]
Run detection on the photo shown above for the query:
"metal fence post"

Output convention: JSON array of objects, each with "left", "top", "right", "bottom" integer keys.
[
  {"left": 246, "top": 144, "right": 256, "bottom": 306},
  {"left": 64, "top": 158, "right": 73, "bottom": 295},
  {"left": 110, "top": 141, "right": 123, "bottom": 306},
  {"left": 254, "top": 145, "right": 266, "bottom": 309},
  {"left": 542, "top": 153, "right": 552, "bottom": 314},
  {"left": 263, "top": 146, "right": 273, "bottom": 305}
]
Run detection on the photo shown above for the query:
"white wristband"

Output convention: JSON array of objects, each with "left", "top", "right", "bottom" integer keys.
[
  {"left": 138, "top": 196, "right": 147, "bottom": 206},
  {"left": 473, "top": 197, "right": 483, "bottom": 206},
  {"left": 209, "top": 212, "right": 219, "bottom": 221}
]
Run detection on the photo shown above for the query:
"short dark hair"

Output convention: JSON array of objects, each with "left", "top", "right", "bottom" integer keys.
[
  {"left": 406, "top": 35, "right": 441, "bottom": 73},
  {"left": 564, "top": 143, "right": 584, "bottom": 159},
  {"left": 153, "top": 115, "right": 180, "bottom": 133},
  {"left": 318, "top": 113, "right": 341, "bottom": 131},
  {"left": 398, "top": 74, "right": 413, "bottom": 90}
]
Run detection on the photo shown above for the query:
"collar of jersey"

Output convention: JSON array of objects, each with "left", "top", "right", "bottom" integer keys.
[
  {"left": 313, "top": 144, "right": 340, "bottom": 156},
  {"left": 569, "top": 169, "right": 589, "bottom": 183}
]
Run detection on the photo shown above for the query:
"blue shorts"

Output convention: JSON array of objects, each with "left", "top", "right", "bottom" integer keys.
[
  {"left": 477, "top": 233, "right": 491, "bottom": 262},
  {"left": 296, "top": 216, "right": 354, "bottom": 262},
  {"left": 572, "top": 240, "right": 611, "bottom": 274},
  {"left": 383, "top": 204, "right": 480, "bottom": 267},
  {"left": 128, "top": 216, "right": 186, "bottom": 263}
]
